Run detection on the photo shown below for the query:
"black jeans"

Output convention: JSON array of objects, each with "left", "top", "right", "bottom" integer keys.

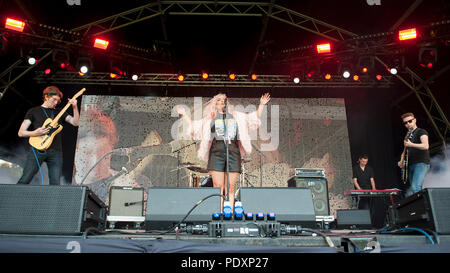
[{"left": 17, "top": 147, "right": 63, "bottom": 185}]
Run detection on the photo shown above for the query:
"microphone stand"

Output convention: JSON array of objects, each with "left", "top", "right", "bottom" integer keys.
[
  {"left": 223, "top": 104, "right": 230, "bottom": 204},
  {"left": 252, "top": 143, "right": 265, "bottom": 187},
  {"left": 172, "top": 141, "right": 197, "bottom": 187}
]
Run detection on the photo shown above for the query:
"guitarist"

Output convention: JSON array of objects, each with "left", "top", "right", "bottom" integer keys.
[
  {"left": 397, "top": 112, "right": 430, "bottom": 197},
  {"left": 17, "top": 86, "right": 80, "bottom": 185}
]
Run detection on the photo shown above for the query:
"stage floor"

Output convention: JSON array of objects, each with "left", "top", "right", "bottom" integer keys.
[{"left": 1, "top": 228, "right": 450, "bottom": 253}]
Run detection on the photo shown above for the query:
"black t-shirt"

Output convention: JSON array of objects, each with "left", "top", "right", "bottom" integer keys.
[
  {"left": 352, "top": 165, "right": 374, "bottom": 189},
  {"left": 24, "top": 106, "right": 69, "bottom": 151},
  {"left": 407, "top": 128, "right": 430, "bottom": 165}
]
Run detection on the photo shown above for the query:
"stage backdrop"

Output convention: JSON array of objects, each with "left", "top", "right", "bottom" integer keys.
[{"left": 73, "top": 95, "right": 353, "bottom": 216}]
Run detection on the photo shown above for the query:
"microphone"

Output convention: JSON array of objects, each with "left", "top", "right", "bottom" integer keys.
[{"left": 124, "top": 200, "right": 145, "bottom": 207}]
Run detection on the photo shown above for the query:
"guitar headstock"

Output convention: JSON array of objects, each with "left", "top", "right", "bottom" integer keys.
[{"left": 72, "top": 88, "right": 86, "bottom": 99}]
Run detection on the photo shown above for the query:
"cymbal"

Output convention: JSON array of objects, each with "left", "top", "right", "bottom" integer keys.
[
  {"left": 187, "top": 166, "right": 208, "bottom": 173},
  {"left": 181, "top": 162, "right": 197, "bottom": 165}
]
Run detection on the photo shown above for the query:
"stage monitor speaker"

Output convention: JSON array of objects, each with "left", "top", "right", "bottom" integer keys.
[
  {"left": 0, "top": 184, "right": 106, "bottom": 235},
  {"left": 294, "top": 177, "right": 330, "bottom": 216},
  {"left": 109, "top": 187, "right": 144, "bottom": 216},
  {"left": 239, "top": 187, "right": 316, "bottom": 227},
  {"left": 145, "top": 187, "right": 221, "bottom": 231},
  {"left": 388, "top": 188, "right": 450, "bottom": 234},
  {"left": 337, "top": 209, "right": 372, "bottom": 229}
]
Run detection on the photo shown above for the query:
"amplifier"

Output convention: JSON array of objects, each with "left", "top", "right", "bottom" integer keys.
[
  {"left": 388, "top": 188, "right": 450, "bottom": 234},
  {"left": 0, "top": 184, "right": 106, "bottom": 235},
  {"left": 109, "top": 187, "right": 144, "bottom": 216},
  {"left": 337, "top": 209, "right": 372, "bottom": 229},
  {"left": 294, "top": 177, "right": 330, "bottom": 216},
  {"left": 294, "top": 168, "right": 325, "bottom": 178}
]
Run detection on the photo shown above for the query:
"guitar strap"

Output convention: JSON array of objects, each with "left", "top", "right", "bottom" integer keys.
[{"left": 41, "top": 107, "right": 54, "bottom": 119}]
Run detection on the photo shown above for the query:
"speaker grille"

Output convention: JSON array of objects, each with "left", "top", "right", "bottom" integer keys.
[
  {"left": 0, "top": 185, "right": 86, "bottom": 234},
  {"left": 427, "top": 188, "right": 450, "bottom": 234},
  {"left": 295, "top": 178, "right": 330, "bottom": 216}
]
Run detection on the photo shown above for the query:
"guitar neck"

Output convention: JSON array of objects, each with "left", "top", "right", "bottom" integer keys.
[{"left": 50, "top": 88, "right": 85, "bottom": 126}]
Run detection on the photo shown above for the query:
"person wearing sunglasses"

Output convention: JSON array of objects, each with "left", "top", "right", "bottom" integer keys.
[
  {"left": 17, "top": 86, "right": 79, "bottom": 185},
  {"left": 397, "top": 112, "right": 430, "bottom": 197}
]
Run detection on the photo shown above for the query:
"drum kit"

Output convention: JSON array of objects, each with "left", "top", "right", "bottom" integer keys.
[{"left": 173, "top": 157, "right": 257, "bottom": 189}]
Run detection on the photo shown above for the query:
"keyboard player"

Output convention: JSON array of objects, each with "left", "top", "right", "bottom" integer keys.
[{"left": 352, "top": 154, "right": 376, "bottom": 210}]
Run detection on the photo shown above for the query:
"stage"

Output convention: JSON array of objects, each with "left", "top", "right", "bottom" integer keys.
[{"left": 1, "top": 228, "right": 450, "bottom": 253}]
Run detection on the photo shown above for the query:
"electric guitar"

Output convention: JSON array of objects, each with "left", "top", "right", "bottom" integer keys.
[
  {"left": 29, "top": 88, "right": 86, "bottom": 151},
  {"left": 401, "top": 127, "right": 414, "bottom": 184}
]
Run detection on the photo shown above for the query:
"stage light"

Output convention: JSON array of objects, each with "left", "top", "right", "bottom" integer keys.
[
  {"left": 93, "top": 38, "right": 109, "bottom": 50},
  {"left": 251, "top": 74, "right": 257, "bottom": 81},
  {"left": 324, "top": 73, "right": 331, "bottom": 80},
  {"left": 293, "top": 77, "right": 300, "bottom": 84},
  {"left": 27, "top": 57, "right": 36, "bottom": 65},
  {"left": 362, "top": 67, "right": 368, "bottom": 73},
  {"left": 110, "top": 73, "right": 120, "bottom": 79},
  {"left": 390, "top": 67, "right": 398, "bottom": 75},
  {"left": 44, "top": 68, "right": 52, "bottom": 75},
  {"left": 202, "top": 72, "right": 209, "bottom": 80},
  {"left": 132, "top": 74, "right": 139, "bottom": 81},
  {"left": 376, "top": 74, "right": 382, "bottom": 81},
  {"left": 307, "top": 73, "right": 312, "bottom": 78},
  {"left": 178, "top": 74, "right": 185, "bottom": 82},
  {"left": 5, "top": 18, "right": 25, "bottom": 32},
  {"left": 419, "top": 48, "right": 437, "bottom": 69},
  {"left": 229, "top": 73, "right": 236, "bottom": 80},
  {"left": 343, "top": 71, "right": 350, "bottom": 78},
  {"left": 317, "top": 43, "right": 331, "bottom": 54},
  {"left": 76, "top": 57, "right": 93, "bottom": 74},
  {"left": 0, "top": 34, "right": 8, "bottom": 56},
  {"left": 353, "top": 75, "right": 359, "bottom": 81},
  {"left": 399, "top": 28, "right": 417, "bottom": 41}
]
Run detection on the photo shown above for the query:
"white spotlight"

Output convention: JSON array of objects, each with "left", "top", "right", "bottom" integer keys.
[
  {"left": 80, "top": 65, "right": 88, "bottom": 74},
  {"left": 27, "top": 57, "right": 36, "bottom": 65},
  {"left": 132, "top": 74, "right": 139, "bottom": 81},
  {"left": 343, "top": 71, "right": 350, "bottom": 78},
  {"left": 390, "top": 68, "right": 398, "bottom": 75},
  {"left": 293, "top": 77, "right": 300, "bottom": 84}
]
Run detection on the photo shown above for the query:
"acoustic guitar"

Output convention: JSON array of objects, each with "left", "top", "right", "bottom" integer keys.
[{"left": 29, "top": 88, "right": 86, "bottom": 151}]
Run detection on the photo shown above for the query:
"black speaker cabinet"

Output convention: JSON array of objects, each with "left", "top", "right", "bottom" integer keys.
[
  {"left": 337, "top": 209, "right": 372, "bottom": 229},
  {"left": 239, "top": 187, "right": 316, "bottom": 227},
  {"left": 109, "top": 187, "right": 144, "bottom": 216},
  {"left": 388, "top": 188, "right": 450, "bottom": 234},
  {"left": 294, "top": 177, "right": 330, "bottom": 216},
  {"left": 145, "top": 187, "right": 221, "bottom": 231},
  {"left": 0, "top": 184, "right": 107, "bottom": 235}
]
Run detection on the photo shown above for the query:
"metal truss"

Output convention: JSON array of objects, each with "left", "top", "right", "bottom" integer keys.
[
  {"left": 375, "top": 57, "right": 449, "bottom": 150},
  {"left": 71, "top": 1, "right": 357, "bottom": 41},
  {"left": 0, "top": 49, "right": 53, "bottom": 102},
  {"left": 33, "top": 71, "right": 394, "bottom": 88}
]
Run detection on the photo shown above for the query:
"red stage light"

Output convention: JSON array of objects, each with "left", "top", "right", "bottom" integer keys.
[
  {"left": 316, "top": 43, "right": 331, "bottom": 54},
  {"left": 251, "top": 74, "right": 257, "bottom": 80},
  {"left": 60, "top": 62, "right": 66, "bottom": 69},
  {"left": 178, "top": 74, "right": 185, "bottom": 81},
  {"left": 110, "top": 73, "right": 119, "bottom": 79},
  {"left": 44, "top": 68, "right": 51, "bottom": 75},
  {"left": 202, "top": 72, "right": 209, "bottom": 79},
  {"left": 5, "top": 18, "right": 25, "bottom": 32},
  {"left": 399, "top": 28, "right": 417, "bottom": 41},
  {"left": 376, "top": 75, "right": 382, "bottom": 81},
  {"left": 427, "top": 62, "right": 433, "bottom": 68},
  {"left": 353, "top": 75, "right": 359, "bottom": 81},
  {"left": 93, "top": 38, "right": 109, "bottom": 50},
  {"left": 229, "top": 73, "right": 236, "bottom": 80},
  {"left": 307, "top": 73, "right": 312, "bottom": 78},
  {"left": 324, "top": 74, "right": 331, "bottom": 80},
  {"left": 362, "top": 67, "right": 368, "bottom": 73}
]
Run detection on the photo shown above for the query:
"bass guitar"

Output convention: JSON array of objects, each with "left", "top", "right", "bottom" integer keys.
[
  {"left": 29, "top": 88, "right": 86, "bottom": 151},
  {"left": 401, "top": 127, "right": 414, "bottom": 184}
]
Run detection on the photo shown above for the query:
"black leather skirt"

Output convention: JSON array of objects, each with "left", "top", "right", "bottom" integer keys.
[{"left": 207, "top": 140, "right": 241, "bottom": 173}]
